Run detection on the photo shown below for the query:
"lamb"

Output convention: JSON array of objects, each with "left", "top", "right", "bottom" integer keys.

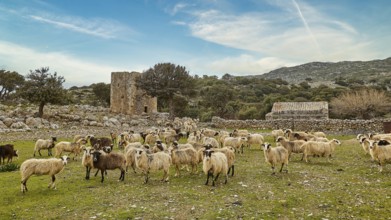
[
  {"left": 20, "top": 155, "right": 69, "bottom": 193},
  {"left": 169, "top": 145, "right": 199, "bottom": 176},
  {"left": 0, "top": 144, "right": 18, "bottom": 164},
  {"left": 262, "top": 142, "right": 289, "bottom": 175},
  {"left": 368, "top": 139, "right": 391, "bottom": 172},
  {"left": 91, "top": 151, "right": 126, "bottom": 183},
  {"left": 135, "top": 149, "right": 171, "bottom": 183},
  {"left": 202, "top": 149, "right": 228, "bottom": 186},
  {"left": 275, "top": 136, "right": 306, "bottom": 160},
  {"left": 223, "top": 136, "right": 248, "bottom": 154},
  {"left": 301, "top": 139, "right": 341, "bottom": 163},
  {"left": 54, "top": 138, "right": 87, "bottom": 160},
  {"left": 34, "top": 137, "right": 57, "bottom": 157}
]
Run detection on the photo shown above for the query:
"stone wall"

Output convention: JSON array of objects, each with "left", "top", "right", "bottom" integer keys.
[
  {"left": 110, "top": 72, "right": 157, "bottom": 115},
  {"left": 211, "top": 117, "right": 391, "bottom": 134}
]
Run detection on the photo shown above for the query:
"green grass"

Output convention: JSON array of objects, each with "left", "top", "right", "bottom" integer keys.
[{"left": 1, "top": 134, "right": 391, "bottom": 219}]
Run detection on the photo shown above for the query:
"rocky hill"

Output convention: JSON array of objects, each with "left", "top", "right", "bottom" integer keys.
[{"left": 255, "top": 57, "right": 391, "bottom": 85}]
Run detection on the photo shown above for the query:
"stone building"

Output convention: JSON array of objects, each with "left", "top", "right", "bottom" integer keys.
[
  {"left": 110, "top": 71, "right": 157, "bottom": 115},
  {"left": 265, "top": 101, "right": 329, "bottom": 120}
]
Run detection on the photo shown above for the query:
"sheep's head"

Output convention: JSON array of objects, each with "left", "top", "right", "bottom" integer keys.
[
  {"left": 356, "top": 134, "right": 364, "bottom": 140},
  {"left": 359, "top": 137, "right": 367, "bottom": 144},
  {"left": 368, "top": 140, "right": 377, "bottom": 150},
  {"left": 52, "top": 137, "right": 57, "bottom": 142},
  {"left": 92, "top": 151, "right": 102, "bottom": 163},
  {"left": 284, "top": 129, "right": 292, "bottom": 134},
  {"left": 13, "top": 150, "right": 19, "bottom": 160},
  {"left": 378, "top": 139, "right": 390, "bottom": 146},
  {"left": 332, "top": 139, "right": 341, "bottom": 145},
  {"left": 60, "top": 155, "right": 69, "bottom": 165},
  {"left": 204, "top": 144, "right": 213, "bottom": 150},
  {"left": 276, "top": 136, "right": 284, "bottom": 142},
  {"left": 203, "top": 149, "right": 214, "bottom": 160},
  {"left": 262, "top": 143, "right": 272, "bottom": 151}
]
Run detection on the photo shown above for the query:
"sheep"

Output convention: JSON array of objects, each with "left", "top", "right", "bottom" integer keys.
[
  {"left": 144, "top": 132, "right": 160, "bottom": 145},
  {"left": 308, "top": 137, "right": 329, "bottom": 142},
  {"left": 54, "top": 138, "right": 87, "bottom": 160},
  {"left": 223, "top": 136, "right": 248, "bottom": 154},
  {"left": 81, "top": 147, "right": 94, "bottom": 180},
  {"left": 368, "top": 139, "right": 391, "bottom": 172},
  {"left": 201, "top": 128, "right": 219, "bottom": 137},
  {"left": 135, "top": 149, "right": 171, "bottom": 183},
  {"left": 262, "top": 142, "right": 289, "bottom": 175},
  {"left": 368, "top": 133, "right": 391, "bottom": 142},
  {"left": 231, "top": 129, "right": 249, "bottom": 138},
  {"left": 203, "top": 137, "right": 220, "bottom": 148},
  {"left": 124, "top": 147, "right": 140, "bottom": 173},
  {"left": 0, "top": 144, "right": 18, "bottom": 164},
  {"left": 202, "top": 149, "right": 228, "bottom": 186},
  {"left": 73, "top": 134, "right": 91, "bottom": 143},
  {"left": 284, "top": 129, "right": 309, "bottom": 141},
  {"left": 203, "top": 144, "right": 236, "bottom": 176},
  {"left": 34, "top": 137, "right": 57, "bottom": 157},
  {"left": 152, "top": 140, "right": 168, "bottom": 153},
  {"left": 271, "top": 129, "right": 284, "bottom": 139},
  {"left": 301, "top": 139, "right": 341, "bottom": 163},
  {"left": 128, "top": 132, "right": 144, "bottom": 143},
  {"left": 110, "top": 132, "right": 117, "bottom": 148},
  {"left": 292, "top": 132, "right": 315, "bottom": 141},
  {"left": 247, "top": 133, "right": 264, "bottom": 149},
  {"left": 20, "top": 155, "right": 69, "bottom": 193},
  {"left": 89, "top": 136, "right": 113, "bottom": 150},
  {"left": 91, "top": 151, "right": 126, "bottom": 183},
  {"left": 124, "top": 142, "right": 143, "bottom": 153},
  {"left": 164, "top": 133, "right": 184, "bottom": 145},
  {"left": 275, "top": 136, "right": 306, "bottom": 160},
  {"left": 169, "top": 145, "right": 199, "bottom": 176},
  {"left": 312, "top": 131, "right": 327, "bottom": 138}
]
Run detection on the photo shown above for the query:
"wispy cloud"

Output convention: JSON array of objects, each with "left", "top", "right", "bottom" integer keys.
[{"left": 0, "top": 40, "right": 121, "bottom": 87}]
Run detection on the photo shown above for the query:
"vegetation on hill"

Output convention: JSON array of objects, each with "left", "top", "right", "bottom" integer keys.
[{"left": 1, "top": 57, "right": 391, "bottom": 120}]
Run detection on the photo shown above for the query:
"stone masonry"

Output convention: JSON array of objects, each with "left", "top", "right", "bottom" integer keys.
[{"left": 110, "top": 72, "right": 157, "bottom": 115}]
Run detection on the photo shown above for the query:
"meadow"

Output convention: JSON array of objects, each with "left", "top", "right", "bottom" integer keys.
[{"left": 1, "top": 133, "right": 391, "bottom": 219}]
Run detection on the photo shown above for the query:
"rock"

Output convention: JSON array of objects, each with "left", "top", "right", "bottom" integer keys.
[
  {"left": 25, "top": 117, "right": 42, "bottom": 128},
  {"left": 0, "top": 121, "right": 7, "bottom": 129},
  {"left": 3, "top": 118, "right": 13, "bottom": 127},
  {"left": 10, "top": 122, "right": 30, "bottom": 130}
]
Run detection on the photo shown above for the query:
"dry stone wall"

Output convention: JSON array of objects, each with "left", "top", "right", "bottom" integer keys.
[{"left": 211, "top": 117, "right": 390, "bottom": 134}]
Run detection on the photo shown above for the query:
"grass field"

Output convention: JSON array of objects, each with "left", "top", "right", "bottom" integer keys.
[{"left": 1, "top": 133, "right": 391, "bottom": 219}]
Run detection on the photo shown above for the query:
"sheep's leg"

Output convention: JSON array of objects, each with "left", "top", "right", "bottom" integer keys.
[
  {"left": 38, "top": 150, "right": 42, "bottom": 156},
  {"left": 100, "top": 170, "right": 105, "bottom": 183},
  {"left": 49, "top": 175, "right": 56, "bottom": 189},
  {"left": 230, "top": 165, "right": 235, "bottom": 176},
  {"left": 132, "top": 164, "right": 137, "bottom": 174},
  {"left": 21, "top": 179, "right": 28, "bottom": 193},
  {"left": 48, "top": 149, "right": 52, "bottom": 156},
  {"left": 205, "top": 172, "right": 212, "bottom": 185},
  {"left": 119, "top": 169, "right": 125, "bottom": 181},
  {"left": 271, "top": 166, "right": 276, "bottom": 175},
  {"left": 224, "top": 174, "right": 228, "bottom": 184},
  {"left": 279, "top": 163, "right": 285, "bottom": 172},
  {"left": 33, "top": 150, "right": 36, "bottom": 157},
  {"left": 85, "top": 167, "right": 91, "bottom": 180},
  {"left": 144, "top": 171, "right": 149, "bottom": 184},
  {"left": 378, "top": 162, "right": 383, "bottom": 172},
  {"left": 212, "top": 173, "right": 220, "bottom": 187},
  {"left": 94, "top": 169, "right": 99, "bottom": 177},
  {"left": 300, "top": 153, "right": 304, "bottom": 161},
  {"left": 162, "top": 170, "right": 169, "bottom": 182},
  {"left": 175, "top": 164, "right": 180, "bottom": 177}
]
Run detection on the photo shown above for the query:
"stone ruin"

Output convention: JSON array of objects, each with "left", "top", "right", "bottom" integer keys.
[
  {"left": 265, "top": 101, "right": 329, "bottom": 120},
  {"left": 110, "top": 71, "right": 157, "bottom": 116}
]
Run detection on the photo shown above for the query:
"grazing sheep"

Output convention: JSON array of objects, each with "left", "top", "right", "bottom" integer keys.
[
  {"left": 91, "top": 151, "right": 126, "bottom": 183},
  {"left": 54, "top": 138, "right": 87, "bottom": 160},
  {"left": 271, "top": 129, "right": 284, "bottom": 139},
  {"left": 262, "top": 143, "right": 289, "bottom": 175},
  {"left": 301, "top": 139, "right": 341, "bottom": 163},
  {"left": 203, "top": 137, "right": 220, "bottom": 148},
  {"left": 34, "top": 137, "right": 57, "bottom": 157},
  {"left": 20, "top": 155, "right": 69, "bottom": 193},
  {"left": 202, "top": 149, "right": 228, "bottom": 186},
  {"left": 169, "top": 145, "right": 199, "bottom": 176},
  {"left": 275, "top": 136, "right": 306, "bottom": 160},
  {"left": 247, "top": 133, "right": 264, "bottom": 149},
  {"left": 135, "top": 149, "right": 171, "bottom": 183},
  {"left": 223, "top": 136, "right": 248, "bottom": 154},
  {"left": 0, "top": 144, "right": 18, "bottom": 164},
  {"left": 368, "top": 139, "right": 391, "bottom": 172}
]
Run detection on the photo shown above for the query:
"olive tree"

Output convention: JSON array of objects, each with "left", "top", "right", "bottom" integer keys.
[
  {"left": 137, "top": 63, "right": 195, "bottom": 118},
  {"left": 0, "top": 70, "right": 25, "bottom": 100},
  {"left": 18, "top": 67, "right": 67, "bottom": 117}
]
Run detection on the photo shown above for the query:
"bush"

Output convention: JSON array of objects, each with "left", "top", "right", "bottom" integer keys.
[{"left": 0, "top": 163, "right": 19, "bottom": 172}]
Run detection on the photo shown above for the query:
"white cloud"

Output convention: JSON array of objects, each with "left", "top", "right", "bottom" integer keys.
[{"left": 0, "top": 40, "right": 121, "bottom": 87}]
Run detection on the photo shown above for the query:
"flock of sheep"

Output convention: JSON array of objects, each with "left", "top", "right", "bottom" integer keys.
[{"left": 11, "top": 117, "right": 391, "bottom": 193}]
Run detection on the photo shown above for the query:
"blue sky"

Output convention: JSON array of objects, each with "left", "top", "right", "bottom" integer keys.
[{"left": 0, "top": 0, "right": 390, "bottom": 87}]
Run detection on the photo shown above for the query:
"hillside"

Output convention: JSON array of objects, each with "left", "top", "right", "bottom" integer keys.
[{"left": 255, "top": 57, "right": 391, "bottom": 85}]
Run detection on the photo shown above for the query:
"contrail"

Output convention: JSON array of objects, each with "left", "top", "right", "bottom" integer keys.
[{"left": 292, "top": 0, "right": 323, "bottom": 58}]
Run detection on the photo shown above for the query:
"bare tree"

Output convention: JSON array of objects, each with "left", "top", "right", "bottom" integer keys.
[{"left": 330, "top": 89, "right": 391, "bottom": 119}]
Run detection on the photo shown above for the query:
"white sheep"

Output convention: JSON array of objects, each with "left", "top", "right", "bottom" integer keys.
[
  {"left": 262, "top": 142, "right": 289, "bottom": 175},
  {"left": 81, "top": 147, "right": 94, "bottom": 180},
  {"left": 201, "top": 128, "right": 219, "bottom": 137},
  {"left": 301, "top": 139, "right": 341, "bottom": 163},
  {"left": 247, "top": 133, "right": 264, "bottom": 149},
  {"left": 34, "top": 137, "right": 57, "bottom": 157},
  {"left": 169, "top": 145, "right": 199, "bottom": 176},
  {"left": 368, "top": 139, "right": 391, "bottom": 172},
  {"left": 231, "top": 129, "right": 249, "bottom": 138},
  {"left": 207, "top": 146, "right": 236, "bottom": 176},
  {"left": 144, "top": 133, "right": 159, "bottom": 145},
  {"left": 312, "top": 131, "right": 327, "bottom": 138},
  {"left": 203, "top": 137, "right": 220, "bottom": 148},
  {"left": 135, "top": 149, "right": 171, "bottom": 183},
  {"left": 20, "top": 155, "right": 69, "bottom": 193},
  {"left": 223, "top": 136, "right": 248, "bottom": 154},
  {"left": 271, "top": 129, "right": 284, "bottom": 139},
  {"left": 54, "top": 139, "right": 87, "bottom": 160},
  {"left": 275, "top": 136, "right": 306, "bottom": 160},
  {"left": 202, "top": 149, "right": 228, "bottom": 186}
]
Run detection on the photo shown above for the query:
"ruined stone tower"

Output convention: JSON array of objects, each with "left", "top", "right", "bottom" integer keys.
[{"left": 110, "top": 71, "right": 157, "bottom": 115}]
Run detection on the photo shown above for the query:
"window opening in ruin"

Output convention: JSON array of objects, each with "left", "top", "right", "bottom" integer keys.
[{"left": 144, "top": 106, "right": 148, "bottom": 113}]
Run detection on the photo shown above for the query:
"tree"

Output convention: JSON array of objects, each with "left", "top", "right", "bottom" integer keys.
[
  {"left": 0, "top": 70, "right": 25, "bottom": 99},
  {"left": 91, "top": 82, "right": 111, "bottom": 106},
  {"left": 137, "top": 63, "right": 195, "bottom": 118},
  {"left": 330, "top": 89, "right": 391, "bottom": 119},
  {"left": 200, "top": 84, "right": 236, "bottom": 118},
  {"left": 18, "top": 67, "right": 67, "bottom": 118}
]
